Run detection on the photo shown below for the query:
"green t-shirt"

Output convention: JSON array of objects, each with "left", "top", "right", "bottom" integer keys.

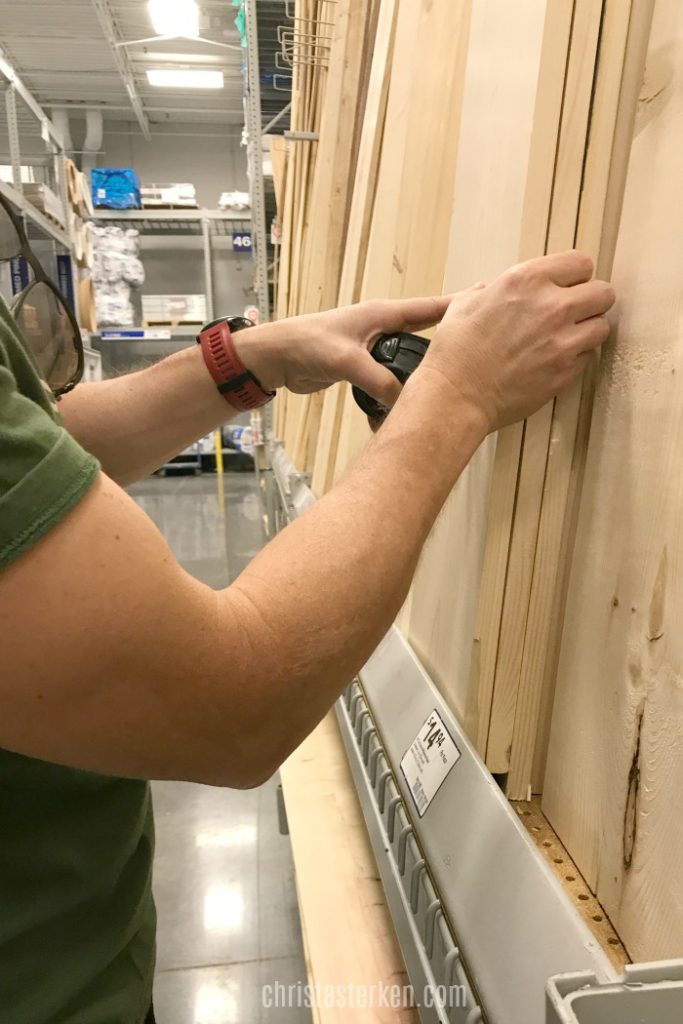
[{"left": 0, "top": 298, "right": 156, "bottom": 1023}]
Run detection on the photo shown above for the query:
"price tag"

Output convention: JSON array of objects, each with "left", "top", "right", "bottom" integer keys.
[
  {"left": 400, "top": 709, "right": 461, "bottom": 818},
  {"left": 232, "top": 231, "right": 253, "bottom": 253}
]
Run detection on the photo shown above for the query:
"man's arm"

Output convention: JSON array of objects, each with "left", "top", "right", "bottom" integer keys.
[
  {"left": 58, "top": 344, "right": 240, "bottom": 486},
  {"left": 58, "top": 299, "right": 449, "bottom": 486},
  {"left": 0, "top": 252, "right": 614, "bottom": 787}
]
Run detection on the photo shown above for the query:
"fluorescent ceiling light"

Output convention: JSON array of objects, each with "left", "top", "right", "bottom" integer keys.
[
  {"left": 148, "top": 0, "right": 199, "bottom": 37},
  {"left": 146, "top": 69, "right": 225, "bottom": 89}
]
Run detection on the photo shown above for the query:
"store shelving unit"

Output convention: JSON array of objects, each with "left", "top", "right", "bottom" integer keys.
[
  {"left": 0, "top": 49, "right": 102, "bottom": 375},
  {"left": 91, "top": 207, "right": 252, "bottom": 326},
  {"left": 0, "top": 51, "right": 77, "bottom": 279}
]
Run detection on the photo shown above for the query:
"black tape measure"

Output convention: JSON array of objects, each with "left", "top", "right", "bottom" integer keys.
[{"left": 352, "top": 331, "right": 430, "bottom": 420}]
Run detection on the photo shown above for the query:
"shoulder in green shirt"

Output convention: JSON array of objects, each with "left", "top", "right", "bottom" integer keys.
[{"left": 0, "top": 297, "right": 156, "bottom": 1024}]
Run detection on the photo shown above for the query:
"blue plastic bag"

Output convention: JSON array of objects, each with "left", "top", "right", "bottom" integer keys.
[{"left": 90, "top": 168, "right": 141, "bottom": 210}]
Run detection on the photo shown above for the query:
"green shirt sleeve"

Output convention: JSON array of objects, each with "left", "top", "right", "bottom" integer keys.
[{"left": 0, "top": 356, "right": 100, "bottom": 572}]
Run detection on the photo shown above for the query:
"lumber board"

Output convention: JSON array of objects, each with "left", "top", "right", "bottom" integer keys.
[
  {"left": 542, "top": 0, "right": 683, "bottom": 963},
  {"left": 276, "top": 142, "right": 296, "bottom": 322},
  {"left": 329, "top": 0, "right": 425, "bottom": 484},
  {"left": 506, "top": 0, "right": 648, "bottom": 799},
  {"left": 483, "top": 0, "right": 606, "bottom": 776},
  {"left": 465, "top": 0, "right": 575, "bottom": 754},
  {"left": 407, "top": 0, "right": 566, "bottom": 728},
  {"left": 331, "top": 0, "right": 472, "bottom": 485},
  {"left": 269, "top": 135, "right": 288, "bottom": 214},
  {"left": 280, "top": 0, "right": 329, "bottom": 453},
  {"left": 299, "top": 0, "right": 373, "bottom": 316},
  {"left": 290, "top": 0, "right": 376, "bottom": 471},
  {"left": 280, "top": 713, "right": 418, "bottom": 1023},
  {"left": 311, "top": 0, "right": 399, "bottom": 497},
  {"left": 281, "top": 0, "right": 382, "bottom": 468}
]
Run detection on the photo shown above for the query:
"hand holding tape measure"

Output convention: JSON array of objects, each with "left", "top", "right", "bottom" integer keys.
[{"left": 352, "top": 331, "right": 430, "bottom": 421}]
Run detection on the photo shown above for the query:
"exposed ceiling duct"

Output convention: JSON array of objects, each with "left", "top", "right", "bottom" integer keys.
[
  {"left": 51, "top": 110, "right": 73, "bottom": 152},
  {"left": 82, "top": 109, "right": 104, "bottom": 173}
]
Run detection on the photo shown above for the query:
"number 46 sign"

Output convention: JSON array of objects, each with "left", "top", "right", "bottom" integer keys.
[{"left": 232, "top": 231, "right": 253, "bottom": 253}]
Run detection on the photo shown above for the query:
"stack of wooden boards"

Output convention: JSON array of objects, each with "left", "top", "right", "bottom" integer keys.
[
  {"left": 63, "top": 157, "right": 98, "bottom": 332},
  {"left": 275, "top": 0, "right": 682, "bottom": 966}
]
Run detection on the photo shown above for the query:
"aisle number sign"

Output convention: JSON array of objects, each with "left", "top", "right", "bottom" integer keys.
[{"left": 232, "top": 231, "right": 253, "bottom": 253}]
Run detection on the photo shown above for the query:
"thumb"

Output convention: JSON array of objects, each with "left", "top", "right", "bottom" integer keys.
[{"left": 345, "top": 349, "right": 403, "bottom": 408}]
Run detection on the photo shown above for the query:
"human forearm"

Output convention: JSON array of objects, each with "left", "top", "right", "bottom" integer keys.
[
  {"left": 58, "top": 297, "right": 454, "bottom": 484},
  {"left": 58, "top": 344, "right": 234, "bottom": 485},
  {"left": 216, "top": 370, "right": 488, "bottom": 769}
]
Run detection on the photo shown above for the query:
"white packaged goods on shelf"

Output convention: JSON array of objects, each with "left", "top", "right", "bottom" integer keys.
[
  {"left": 141, "top": 183, "right": 197, "bottom": 207},
  {"left": 90, "top": 224, "right": 144, "bottom": 326},
  {"left": 95, "top": 282, "right": 135, "bottom": 327},
  {"left": 142, "top": 294, "right": 207, "bottom": 324},
  {"left": 0, "top": 165, "right": 37, "bottom": 184},
  {"left": 218, "top": 190, "right": 251, "bottom": 211}
]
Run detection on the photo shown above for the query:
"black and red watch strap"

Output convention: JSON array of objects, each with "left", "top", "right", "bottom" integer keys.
[{"left": 197, "top": 316, "right": 275, "bottom": 412}]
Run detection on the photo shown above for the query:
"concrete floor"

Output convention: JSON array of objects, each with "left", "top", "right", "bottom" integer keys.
[{"left": 128, "top": 472, "right": 311, "bottom": 1024}]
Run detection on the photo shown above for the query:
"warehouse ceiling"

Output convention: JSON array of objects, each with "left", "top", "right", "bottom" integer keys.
[{"left": 0, "top": 0, "right": 247, "bottom": 141}]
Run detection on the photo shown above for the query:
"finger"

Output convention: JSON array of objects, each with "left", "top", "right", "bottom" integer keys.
[
  {"left": 345, "top": 349, "right": 403, "bottom": 407},
  {"left": 368, "top": 295, "right": 452, "bottom": 334},
  {"left": 566, "top": 279, "right": 616, "bottom": 322},
  {"left": 563, "top": 314, "right": 611, "bottom": 355},
  {"left": 526, "top": 249, "right": 594, "bottom": 286}
]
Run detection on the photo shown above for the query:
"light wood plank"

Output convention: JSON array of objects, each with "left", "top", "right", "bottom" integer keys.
[
  {"left": 407, "top": 0, "right": 567, "bottom": 732},
  {"left": 460, "top": 0, "right": 575, "bottom": 754},
  {"left": 484, "top": 0, "right": 606, "bottom": 774},
  {"left": 332, "top": 0, "right": 472, "bottom": 484},
  {"left": 504, "top": 0, "right": 652, "bottom": 799},
  {"left": 280, "top": 713, "right": 418, "bottom": 1023},
  {"left": 291, "top": 0, "right": 376, "bottom": 470},
  {"left": 542, "top": 0, "right": 683, "bottom": 963},
  {"left": 311, "top": 0, "right": 399, "bottom": 497},
  {"left": 269, "top": 135, "right": 288, "bottom": 215}
]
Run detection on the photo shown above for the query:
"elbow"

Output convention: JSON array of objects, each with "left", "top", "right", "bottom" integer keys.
[{"left": 194, "top": 753, "right": 281, "bottom": 791}]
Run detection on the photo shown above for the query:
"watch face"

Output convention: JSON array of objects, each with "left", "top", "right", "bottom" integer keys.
[
  {"left": 200, "top": 315, "right": 254, "bottom": 334},
  {"left": 226, "top": 316, "right": 255, "bottom": 333}
]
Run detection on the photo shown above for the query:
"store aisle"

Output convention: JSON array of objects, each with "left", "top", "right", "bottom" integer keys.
[{"left": 129, "top": 473, "right": 311, "bottom": 1024}]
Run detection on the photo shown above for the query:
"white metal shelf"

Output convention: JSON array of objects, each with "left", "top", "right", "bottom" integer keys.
[
  {"left": 92, "top": 209, "right": 253, "bottom": 322},
  {"left": 91, "top": 208, "right": 251, "bottom": 223},
  {"left": 0, "top": 177, "right": 71, "bottom": 249},
  {"left": 0, "top": 49, "right": 74, "bottom": 252}
]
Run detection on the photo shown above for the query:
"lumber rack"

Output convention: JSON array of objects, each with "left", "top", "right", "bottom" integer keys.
[{"left": 266, "top": 439, "right": 683, "bottom": 1024}]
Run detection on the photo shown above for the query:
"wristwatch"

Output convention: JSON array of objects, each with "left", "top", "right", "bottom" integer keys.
[{"left": 197, "top": 315, "right": 276, "bottom": 411}]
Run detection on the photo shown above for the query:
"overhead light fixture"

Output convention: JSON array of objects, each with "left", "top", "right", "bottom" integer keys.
[
  {"left": 146, "top": 69, "right": 225, "bottom": 89},
  {"left": 148, "top": 0, "right": 200, "bottom": 38}
]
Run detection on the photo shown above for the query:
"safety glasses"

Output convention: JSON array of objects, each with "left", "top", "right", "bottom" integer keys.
[{"left": 0, "top": 192, "right": 83, "bottom": 396}]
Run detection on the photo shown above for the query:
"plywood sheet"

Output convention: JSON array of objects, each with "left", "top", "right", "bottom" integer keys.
[{"left": 542, "top": 0, "right": 682, "bottom": 961}]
